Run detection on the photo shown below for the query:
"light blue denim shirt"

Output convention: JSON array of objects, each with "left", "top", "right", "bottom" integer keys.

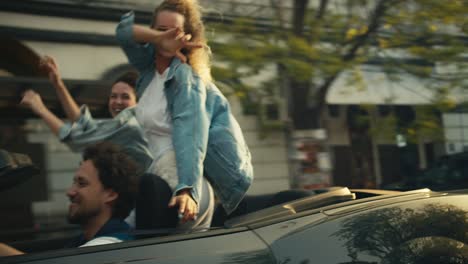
[
  {"left": 116, "top": 12, "right": 253, "bottom": 214},
  {"left": 58, "top": 105, "right": 154, "bottom": 176}
]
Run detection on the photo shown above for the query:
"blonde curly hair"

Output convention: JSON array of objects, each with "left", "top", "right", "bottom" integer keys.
[{"left": 152, "top": 0, "right": 212, "bottom": 83}]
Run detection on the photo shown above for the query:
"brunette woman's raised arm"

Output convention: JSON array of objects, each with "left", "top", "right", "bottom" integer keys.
[
  {"left": 40, "top": 56, "right": 81, "bottom": 122},
  {"left": 20, "top": 90, "right": 64, "bottom": 135}
]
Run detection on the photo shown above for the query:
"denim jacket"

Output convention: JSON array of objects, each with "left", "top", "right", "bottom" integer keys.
[
  {"left": 116, "top": 12, "right": 253, "bottom": 214},
  {"left": 58, "top": 105, "right": 154, "bottom": 176}
]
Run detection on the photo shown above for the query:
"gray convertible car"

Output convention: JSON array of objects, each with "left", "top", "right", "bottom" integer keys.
[{"left": 3, "top": 185, "right": 468, "bottom": 264}]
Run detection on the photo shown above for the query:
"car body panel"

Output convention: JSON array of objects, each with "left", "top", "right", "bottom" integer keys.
[
  {"left": 4, "top": 190, "right": 468, "bottom": 264},
  {"left": 254, "top": 191, "right": 468, "bottom": 264},
  {"left": 4, "top": 228, "right": 275, "bottom": 264}
]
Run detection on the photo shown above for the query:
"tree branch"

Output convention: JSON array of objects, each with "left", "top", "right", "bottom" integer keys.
[
  {"left": 316, "top": 0, "right": 403, "bottom": 112},
  {"left": 343, "top": 0, "right": 400, "bottom": 62}
]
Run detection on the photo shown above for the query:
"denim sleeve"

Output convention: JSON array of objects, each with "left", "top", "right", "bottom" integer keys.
[
  {"left": 115, "top": 11, "right": 154, "bottom": 73},
  {"left": 171, "top": 78, "right": 210, "bottom": 205},
  {"left": 59, "top": 106, "right": 154, "bottom": 174},
  {"left": 58, "top": 105, "right": 100, "bottom": 152}
]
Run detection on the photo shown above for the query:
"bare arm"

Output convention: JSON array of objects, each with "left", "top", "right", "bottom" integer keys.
[
  {"left": 20, "top": 90, "right": 64, "bottom": 135},
  {"left": 40, "top": 56, "right": 81, "bottom": 122},
  {"left": 132, "top": 25, "right": 169, "bottom": 44},
  {"left": 0, "top": 243, "right": 24, "bottom": 257}
]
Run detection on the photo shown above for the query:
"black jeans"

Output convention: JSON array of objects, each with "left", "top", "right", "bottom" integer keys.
[{"left": 136, "top": 173, "right": 178, "bottom": 229}]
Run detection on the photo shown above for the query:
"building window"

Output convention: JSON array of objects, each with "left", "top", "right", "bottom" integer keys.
[{"left": 443, "top": 113, "right": 468, "bottom": 154}]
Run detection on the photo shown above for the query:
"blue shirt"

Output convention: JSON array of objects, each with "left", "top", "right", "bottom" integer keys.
[{"left": 67, "top": 218, "right": 132, "bottom": 248}]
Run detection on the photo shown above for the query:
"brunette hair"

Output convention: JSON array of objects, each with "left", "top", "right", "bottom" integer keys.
[{"left": 113, "top": 71, "right": 138, "bottom": 92}]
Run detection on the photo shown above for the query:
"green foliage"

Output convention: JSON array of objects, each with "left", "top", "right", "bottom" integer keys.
[
  {"left": 283, "top": 58, "right": 314, "bottom": 82},
  {"left": 405, "top": 106, "right": 445, "bottom": 142},
  {"left": 287, "top": 35, "right": 318, "bottom": 60},
  {"left": 347, "top": 101, "right": 453, "bottom": 144},
  {"left": 211, "top": 65, "right": 237, "bottom": 82},
  {"left": 371, "top": 111, "right": 399, "bottom": 141},
  {"left": 208, "top": 0, "right": 468, "bottom": 136}
]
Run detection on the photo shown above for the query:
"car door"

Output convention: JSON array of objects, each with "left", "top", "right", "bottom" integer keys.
[{"left": 3, "top": 228, "right": 275, "bottom": 264}]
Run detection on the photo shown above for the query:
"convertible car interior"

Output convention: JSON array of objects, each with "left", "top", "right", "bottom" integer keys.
[{"left": 1, "top": 149, "right": 409, "bottom": 255}]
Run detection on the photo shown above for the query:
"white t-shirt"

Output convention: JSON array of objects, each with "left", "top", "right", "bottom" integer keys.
[
  {"left": 79, "top": 236, "right": 123, "bottom": 247},
  {"left": 136, "top": 68, "right": 178, "bottom": 189},
  {"left": 136, "top": 68, "right": 173, "bottom": 161}
]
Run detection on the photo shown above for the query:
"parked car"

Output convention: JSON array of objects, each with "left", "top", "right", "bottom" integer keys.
[
  {"left": 3, "top": 186, "right": 468, "bottom": 264},
  {"left": 384, "top": 151, "right": 468, "bottom": 191}
]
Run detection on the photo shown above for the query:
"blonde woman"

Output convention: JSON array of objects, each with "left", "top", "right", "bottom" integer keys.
[{"left": 116, "top": 0, "right": 253, "bottom": 229}]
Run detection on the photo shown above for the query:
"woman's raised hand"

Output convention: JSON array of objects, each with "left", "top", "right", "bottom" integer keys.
[
  {"left": 20, "top": 90, "right": 46, "bottom": 114},
  {"left": 39, "top": 56, "right": 62, "bottom": 86},
  {"left": 155, "top": 27, "right": 203, "bottom": 63}
]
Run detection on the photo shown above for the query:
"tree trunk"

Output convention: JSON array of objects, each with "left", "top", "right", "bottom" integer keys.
[
  {"left": 289, "top": 79, "right": 319, "bottom": 129},
  {"left": 289, "top": 0, "right": 319, "bottom": 129}
]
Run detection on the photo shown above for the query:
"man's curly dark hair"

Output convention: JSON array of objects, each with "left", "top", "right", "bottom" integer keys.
[{"left": 82, "top": 142, "right": 138, "bottom": 219}]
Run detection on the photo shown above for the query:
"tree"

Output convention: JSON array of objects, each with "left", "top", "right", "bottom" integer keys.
[{"left": 209, "top": 0, "right": 468, "bottom": 134}]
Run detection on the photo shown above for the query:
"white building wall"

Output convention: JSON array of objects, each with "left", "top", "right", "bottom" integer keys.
[
  {"left": 23, "top": 41, "right": 128, "bottom": 79},
  {"left": 0, "top": 11, "right": 117, "bottom": 35},
  {"left": 229, "top": 99, "right": 290, "bottom": 196},
  {"left": 0, "top": 10, "right": 129, "bottom": 79}
]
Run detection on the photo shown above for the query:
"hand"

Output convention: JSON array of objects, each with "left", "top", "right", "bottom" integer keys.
[
  {"left": 168, "top": 189, "right": 198, "bottom": 224},
  {"left": 39, "top": 55, "right": 62, "bottom": 86},
  {"left": 20, "top": 90, "right": 46, "bottom": 114},
  {"left": 0, "top": 242, "right": 24, "bottom": 256},
  {"left": 154, "top": 28, "right": 203, "bottom": 63}
]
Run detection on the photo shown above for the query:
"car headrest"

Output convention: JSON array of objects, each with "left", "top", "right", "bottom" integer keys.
[{"left": 0, "top": 149, "right": 40, "bottom": 191}]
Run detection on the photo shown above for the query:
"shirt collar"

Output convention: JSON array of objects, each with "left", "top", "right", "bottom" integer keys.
[
  {"left": 67, "top": 218, "right": 130, "bottom": 247},
  {"left": 94, "top": 218, "right": 130, "bottom": 238},
  {"left": 166, "top": 57, "right": 183, "bottom": 82}
]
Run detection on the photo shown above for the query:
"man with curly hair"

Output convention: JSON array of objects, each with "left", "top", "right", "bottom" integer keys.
[{"left": 0, "top": 142, "right": 139, "bottom": 256}]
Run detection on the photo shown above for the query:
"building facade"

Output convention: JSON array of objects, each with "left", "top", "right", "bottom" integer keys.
[{"left": 0, "top": 0, "right": 290, "bottom": 231}]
